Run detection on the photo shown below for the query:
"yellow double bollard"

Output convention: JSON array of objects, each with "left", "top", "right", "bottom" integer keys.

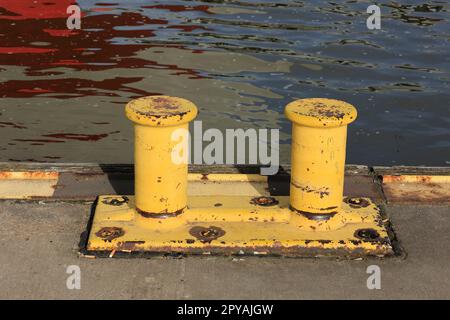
[
  {"left": 126, "top": 96, "right": 356, "bottom": 222},
  {"left": 86, "top": 95, "right": 392, "bottom": 258}
]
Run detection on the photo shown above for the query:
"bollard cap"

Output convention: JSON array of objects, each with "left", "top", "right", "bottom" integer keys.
[
  {"left": 125, "top": 95, "right": 198, "bottom": 127},
  {"left": 285, "top": 98, "right": 357, "bottom": 128}
]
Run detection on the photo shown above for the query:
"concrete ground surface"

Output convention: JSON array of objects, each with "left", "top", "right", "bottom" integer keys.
[{"left": 0, "top": 200, "right": 448, "bottom": 300}]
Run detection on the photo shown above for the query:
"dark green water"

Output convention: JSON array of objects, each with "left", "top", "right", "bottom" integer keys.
[{"left": 0, "top": 0, "right": 449, "bottom": 166}]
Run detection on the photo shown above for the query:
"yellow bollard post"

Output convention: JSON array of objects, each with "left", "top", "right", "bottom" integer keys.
[
  {"left": 125, "top": 95, "right": 197, "bottom": 218},
  {"left": 285, "top": 98, "right": 357, "bottom": 220}
]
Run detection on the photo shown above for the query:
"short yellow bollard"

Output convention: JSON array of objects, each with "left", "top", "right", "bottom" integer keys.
[
  {"left": 125, "top": 95, "right": 197, "bottom": 217},
  {"left": 285, "top": 98, "right": 357, "bottom": 219}
]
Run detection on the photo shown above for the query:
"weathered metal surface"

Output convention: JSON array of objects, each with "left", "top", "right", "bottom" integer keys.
[
  {"left": 285, "top": 98, "right": 358, "bottom": 216},
  {"left": 126, "top": 96, "right": 198, "bottom": 216},
  {"left": 84, "top": 195, "right": 393, "bottom": 258},
  {"left": 284, "top": 98, "right": 357, "bottom": 128},
  {"left": 375, "top": 166, "right": 450, "bottom": 204},
  {"left": 125, "top": 95, "right": 198, "bottom": 127},
  {"left": 381, "top": 174, "right": 450, "bottom": 204},
  {"left": 0, "top": 171, "right": 58, "bottom": 199},
  {"left": 373, "top": 166, "right": 450, "bottom": 176}
]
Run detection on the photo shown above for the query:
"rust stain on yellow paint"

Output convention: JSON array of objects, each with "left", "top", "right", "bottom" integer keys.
[
  {"left": 0, "top": 171, "right": 59, "bottom": 199},
  {"left": 0, "top": 171, "right": 59, "bottom": 179},
  {"left": 382, "top": 174, "right": 450, "bottom": 203}
]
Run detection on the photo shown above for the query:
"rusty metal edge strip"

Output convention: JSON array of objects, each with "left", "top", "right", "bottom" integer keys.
[
  {"left": 372, "top": 167, "right": 450, "bottom": 204},
  {"left": 0, "top": 162, "right": 371, "bottom": 175},
  {"left": 372, "top": 166, "right": 450, "bottom": 176},
  {"left": 1, "top": 162, "right": 449, "bottom": 203},
  {"left": 1, "top": 162, "right": 448, "bottom": 175}
]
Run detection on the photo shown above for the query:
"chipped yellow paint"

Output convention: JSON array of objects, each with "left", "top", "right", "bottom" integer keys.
[
  {"left": 285, "top": 98, "right": 357, "bottom": 128},
  {"left": 86, "top": 195, "right": 392, "bottom": 257},
  {"left": 285, "top": 98, "right": 357, "bottom": 216},
  {"left": 125, "top": 95, "right": 197, "bottom": 127},
  {"left": 383, "top": 175, "right": 450, "bottom": 184},
  {"left": 382, "top": 174, "right": 450, "bottom": 203},
  {"left": 125, "top": 95, "right": 198, "bottom": 217},
  {"left": 0, "top": 171, "right": 58, "bottom": 180}
]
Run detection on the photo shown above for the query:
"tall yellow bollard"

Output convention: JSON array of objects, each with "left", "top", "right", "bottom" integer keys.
[
  {"left": 125, "top": 95, "right": 197, "bottom": 218},
  {"left": 285, "top": 98, "right": 357, "bottom": 220}
]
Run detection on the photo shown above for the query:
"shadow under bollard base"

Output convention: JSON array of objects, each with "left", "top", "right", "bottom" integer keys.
[{"left": 84, "top": 194, "right": 393, "bottom": 258}]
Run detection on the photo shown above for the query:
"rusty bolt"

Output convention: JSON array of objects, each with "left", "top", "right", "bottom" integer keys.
[
  {"left": 95, "top": 227, "right": 125, "bottom": 241},
  {"left": 189, "top": 226, "right": 225, "bottom": 243},
  {"left": 355, "top": 228, "right": 380, "bottom": 241},
  {"left": 102, "top": 196, "right": 129, "bottom": 206},
  {"left": 344, "top": 197, "right": 369, "bottom": 208},
  {"left": 250, "top": 196, "right": 279, "bottom": 207}
]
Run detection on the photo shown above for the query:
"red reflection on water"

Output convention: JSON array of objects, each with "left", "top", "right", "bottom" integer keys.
[
  {"left": 43, "top": 133, "right": 109, "bottom": 141},
  {"left": 43, "top": 28, "right": 79, "bottom": 37},
  {"left": 14, "top": 138, "right": 65, "bottom": 143},
  {"left": 0, "top": 121, "right": 27, "bottom": 129},
  {"left": 8, "top": 158, "right": 43, "bottom": 162},
  {"left": 0, "top": 2, "right": 211, "bottom": 100},
  {"left": 0, "top": 77, "right": 154, "bottom": 98},
  {"left": 18, "top": 88, "right": 53, "bottom": 93},
  {"left": 0, "top": 47, "right": 57, "bottom": 54},
  {"left": 0, "top": 0, "right": 78, "bottom": 20},
  {"left": 90, "top": 7, "right": 114, "bottom": 12},
  {"left": 13, "top": 132, "right": 114, "bottom": 144},
  {"left": 50, "top": 59, "right": 85, "bottom": 66}
]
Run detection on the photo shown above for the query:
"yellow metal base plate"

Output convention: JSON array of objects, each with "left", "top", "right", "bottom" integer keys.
[{"left": 84, "top": 195, "right": 393, "bottom": 258}]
